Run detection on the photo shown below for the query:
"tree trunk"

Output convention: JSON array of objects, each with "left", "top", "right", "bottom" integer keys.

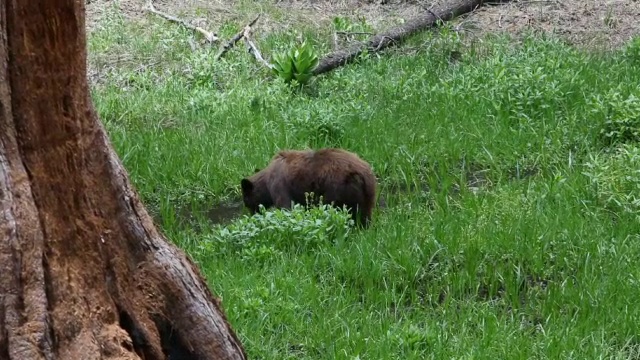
[
  {"left": 314, "top": 0, "right": 513, "bottom": 75},
  {"left": 0, "top": 1, "right": 246, "bottom": 359}
]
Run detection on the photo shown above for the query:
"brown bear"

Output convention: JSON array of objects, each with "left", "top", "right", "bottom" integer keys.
[{"left": 240, "top": 148, "right": 377, "bottom": 227}]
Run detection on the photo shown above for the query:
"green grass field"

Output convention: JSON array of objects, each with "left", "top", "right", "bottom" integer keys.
[{"left": 89, "top": 6, "right": 640, "bottom": 359}]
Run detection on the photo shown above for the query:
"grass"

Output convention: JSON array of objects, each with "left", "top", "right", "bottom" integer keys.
[{"left": 88, "top": 5, "right": 640, "bottom": 359}]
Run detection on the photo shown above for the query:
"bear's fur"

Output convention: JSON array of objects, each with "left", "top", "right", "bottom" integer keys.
[{"left": 240, "top": 148, "right": 377, "bottom": 227}]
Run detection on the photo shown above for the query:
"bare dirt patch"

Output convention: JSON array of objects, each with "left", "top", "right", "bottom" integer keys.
[
  {"left": 86, "top": 0, "right": 236, "bottom": 34},
  {"left": 86, "top": 0, "right": 146, "bottom": 30},
  {"left": 87, "top": 0, "right": 640, "bottom": 50},
  {"left": 462, "top": 1, "right": 640, "bottom": 50}
]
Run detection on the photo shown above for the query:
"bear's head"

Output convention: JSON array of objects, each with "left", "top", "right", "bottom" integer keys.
[{"left": 240, "top": 175, "right": 272, "bottom": 214}]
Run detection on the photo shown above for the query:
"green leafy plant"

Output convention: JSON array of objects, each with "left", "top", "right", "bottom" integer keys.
[
  {"left": 332, "top": 16, "right": 352, "bottom": 32},
  {"left": 332, "top": 15, "right": 373, "bottom": 33},
  {"left": 622, "top": 35, "right": 640, "bottom": 63},
  {"left": 271, "top": 41, "right": 319, "bottom": 86},
  {"left": 200, "top": 201, "right": 354, "bottom": 262},
  {"left": 583, "top": 144, "right": 640, "bottom": 217},
  {"left": 591, "top": 90, "right": 640, "bottom": 146},
  {"left": 292, "top": 116, "right": 346, "bottom": 147}
]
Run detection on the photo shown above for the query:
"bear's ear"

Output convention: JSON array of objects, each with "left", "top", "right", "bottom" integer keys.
[{"left": 241, "top": 178, "right": 254, "bottom": 193}]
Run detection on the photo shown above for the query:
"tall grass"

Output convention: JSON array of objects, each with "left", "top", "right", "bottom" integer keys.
[{"left": 89, "top": 8, "right": 640, "bottom": 359}]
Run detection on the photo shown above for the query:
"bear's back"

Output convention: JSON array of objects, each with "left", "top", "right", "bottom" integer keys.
[
  {"left": 244, "top": 147, "right": 376, "bottom": 226},
  {"left": 273, "top": 148, "right": 372, "bottom": 184}
]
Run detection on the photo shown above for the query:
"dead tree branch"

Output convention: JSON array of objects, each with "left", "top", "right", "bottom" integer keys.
[
  {"left": 336, "top": 31, "right": 376, "bottom": 36},
  {"left": 215, "top": 15, "right": 261, "bottom": 60},
  {"left": 145, "top": 0, "right": 219, "bottom": 43},
  {"left": 243, "top": 26, "right": 274, "bottom": 69},
  {"left": 314, "top": 0, "right": 515, "bottom": 76}
]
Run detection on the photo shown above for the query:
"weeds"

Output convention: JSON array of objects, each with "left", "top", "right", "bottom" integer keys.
[{"left": 199, "top": 203, "right": 354, "bottom": 262}]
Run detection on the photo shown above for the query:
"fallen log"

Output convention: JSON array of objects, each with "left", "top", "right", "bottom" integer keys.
[{"left": 313, "top": 0, "right": 513, "bottom": 75}]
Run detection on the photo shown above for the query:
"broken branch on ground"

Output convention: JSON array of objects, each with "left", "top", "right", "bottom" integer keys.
[
  {"left": 243, "top": 26, "right": 274, "bottom": 69},
  {"left": 145, "top": 0, "right": 218, "bottom": 43},
  {"left": 215, "top": 14, "right": 261, "bottom": 60}
]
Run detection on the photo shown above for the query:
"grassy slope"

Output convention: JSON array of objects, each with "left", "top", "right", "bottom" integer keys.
[{"left": 89, "top": 6, "right": 640, "bottom": 359}]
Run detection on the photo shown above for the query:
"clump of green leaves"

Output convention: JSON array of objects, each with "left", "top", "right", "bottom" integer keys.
[
  {"left": 591, "top": 90, "right": 640, "bottom": 146},
  {"left": 271, "top": 41, "right": 319, "bottom": 86},
  {"left": 583, "top": 144, "right": 640, "bottom": 217},
  {"left": 622, "top": 36, "right": 640, "bottom": 63},
  {"left": 387, "top": 322, "right": 436, "bottom": 354},
  {"left": 279, "top": 102, "right": 347, "bottom": 146},
  {"left": 332, "top": 15, "right": 373, "bottom": 33},
  {"left": 200, "top": 202, "right": 353, "bottom": 262},
  {"left": 332, "top": 16, "right": 352, "bottom": 32},
  {"left": 294, "top": 116, "right": 346, "bottom": 147}
]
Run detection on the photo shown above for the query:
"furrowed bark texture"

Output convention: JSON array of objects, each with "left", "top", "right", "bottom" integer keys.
[
  {"left": 0, "top": 0, "right": 246, "bottom": 359},
  {"left": 314, "top": 0, "right": 513, "bottom": 75}
]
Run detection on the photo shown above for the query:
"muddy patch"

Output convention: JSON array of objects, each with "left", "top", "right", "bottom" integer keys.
[
  {"left": 154, "top": 200, "right": 246, "bottom": 230},
  {"left": 182, "top": 201, "right": 245, "bottom": 226}
]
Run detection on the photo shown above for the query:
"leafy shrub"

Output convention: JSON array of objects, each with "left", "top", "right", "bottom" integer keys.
[
  {"left": 583, "top": 144, "right": 640, "bottom": 217},
  {"left": 294, "top": 116, "right": 346, "bottom": 147},
  {"left": 199, "top": 202, "right": 354, "bottom": 262},
  {"left": 183, "top": 51, "right": 219, "bottom": 90},
  {"left": 622, "top": 36, "right": 640, "bottom": 63},
  {"left": 387, "top": 322, "right": 436, "bottom": 354},
  {"left": 278, "top": 102, "right": 347, "bottom": 146},
  {"left": 434, "top": 35, "right": 582, "bottom": 124},
  {"left": 591, "top": 90, "right": 640, "bottom": 146},
  {"left": 272, "top": 41, "right": 319, "bottom": 86},
  {"left": 331, "top": 15, "right": 373, "bottom": 34}
]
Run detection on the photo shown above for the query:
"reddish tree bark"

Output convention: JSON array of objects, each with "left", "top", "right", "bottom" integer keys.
[{"left": 0, "top": 0, "right": 246, "bottom": 359}]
